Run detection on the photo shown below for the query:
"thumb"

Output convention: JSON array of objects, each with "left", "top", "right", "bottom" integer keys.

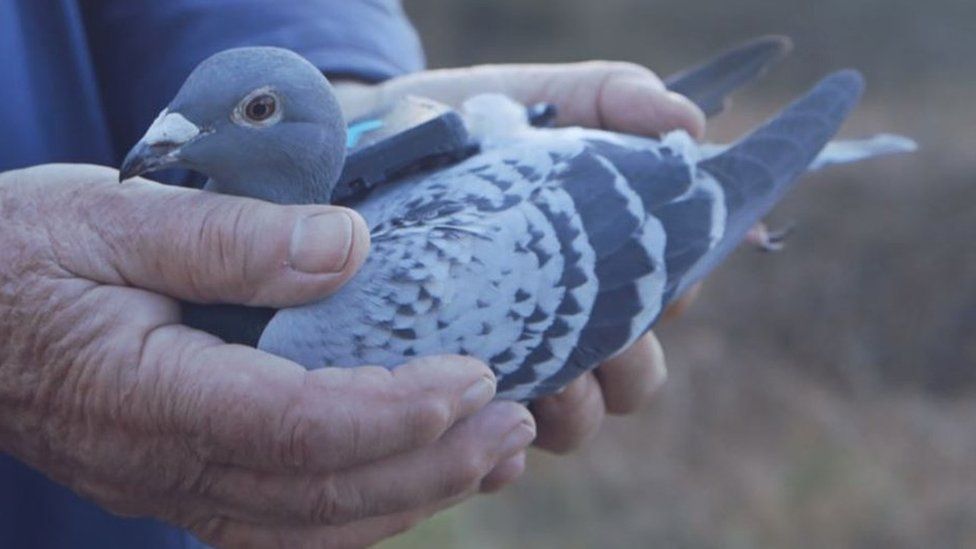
[{"left": 34, "top": 164, "right": 370, "bottom": 307}]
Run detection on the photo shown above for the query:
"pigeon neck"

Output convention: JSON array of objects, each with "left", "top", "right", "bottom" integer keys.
[{"left": 203, "top": 161, "right": 338, "bottom": 205}]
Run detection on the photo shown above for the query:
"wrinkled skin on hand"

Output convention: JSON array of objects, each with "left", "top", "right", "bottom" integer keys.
[
  {"left": 0, "top": 164, "right": 536, "bottom": 548},
  {"left": 0, "top": 60, "right": 703, "bottom": 549},
  {"left": 337, "top": 60, "right": 705, "bottom": 454}
]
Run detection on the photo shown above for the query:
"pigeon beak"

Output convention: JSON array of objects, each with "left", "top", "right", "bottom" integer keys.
[{"left": 119, "top": 110, "right": 203, "bottom": 181}]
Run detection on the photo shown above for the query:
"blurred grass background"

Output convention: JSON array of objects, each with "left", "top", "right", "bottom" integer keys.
[{"left": 386, "top": 1, "right": 976, "bottom": 547}]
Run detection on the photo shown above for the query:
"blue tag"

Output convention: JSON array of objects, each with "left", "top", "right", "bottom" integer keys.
[{"left": 346, "top": 119, "right": 385, "bottom": 149}]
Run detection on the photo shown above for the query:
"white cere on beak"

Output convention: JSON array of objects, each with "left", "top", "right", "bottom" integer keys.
[{"left": 142, "top": 109, "right": 201, "bottom": 146}]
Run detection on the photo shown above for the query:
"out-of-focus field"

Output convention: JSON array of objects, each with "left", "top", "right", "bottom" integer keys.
[{"left": 388, "top": 1, "right": 976, "bottom": 547}]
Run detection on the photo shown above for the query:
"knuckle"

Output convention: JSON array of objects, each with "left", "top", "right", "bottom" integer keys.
[
  {"left": 446, "top": 449, "right": 491, "bottom": 496},
  {"left": 310, "top": 478, "right": 341, "bottom": 524},
  {"left": 405, "top": 399, "right": 453, "bottom": 444},
  {"left": 278, "top": 404, "right": 315, "bottom": 469},
  {"left": 178, "top": 459, "right": 218, "bottom": 497},
  {"left": 191, "top": 200, "right": 259, "bottom": 301},
  {"left": 309, "top": 474, "right": 361, "bottom": 525}
]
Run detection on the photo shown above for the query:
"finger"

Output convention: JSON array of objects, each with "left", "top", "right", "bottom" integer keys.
[
  {"left": 377, "top": 62, "right": 705, "bottom": 137},
  {"left": 594, "top": 332, "right": 668, "bottom": 415},
  {"left": 193, "top": 490, "right": 471, "bottom": 549},
  {"left": 378, "top": 61, "right": 656, "bottom": 124},
  {"left": 662, "top": 282, "right": 702, "bottom": 322},
  {"left": 194, "top": 509, "right": 427, "bottom": 549},
  {"left": 202, "top": 402, "right": 535, "bottom": 526},
  {"left": 136, "top": 326, "right": 499, "bottom": 472},
  {"left": 598, "top": 81, "right": 707, "bottom": 140},
  {"left": 479, "top": 451, "right": 528, "bottom": 494},
  {"left": 33, "top": 164, "right": 369, "bottom": 308},
  {"left": 530, "top": 372, "right": 606, "bottom": 454}
]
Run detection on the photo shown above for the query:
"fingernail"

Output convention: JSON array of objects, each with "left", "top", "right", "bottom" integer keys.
[
  {"left": 499, "top": 419, "right": 536, "bottom": 457},
  {"left": 290, "top": 210, "right": 354, "bottom": 274},
  {"left": 665, "top": 91, "right": 707, "bottom": 138},
  {"left": 460, "top": 374, "right": 497, "bottom": 415}
]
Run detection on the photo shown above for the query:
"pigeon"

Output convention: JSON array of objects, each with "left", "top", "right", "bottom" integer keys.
[{"left": 120, "top": 41, "right": 915, "bottom": 401}]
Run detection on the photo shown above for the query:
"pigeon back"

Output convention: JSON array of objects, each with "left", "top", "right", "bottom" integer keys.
[{"left": 259, "top": 72, "right": 866, "bottom": 400}]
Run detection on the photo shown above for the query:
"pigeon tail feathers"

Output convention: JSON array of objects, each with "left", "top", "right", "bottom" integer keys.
[
  {"left": 665, "top": 35, "right": 793, "bottom": 117},
  {"left": 674, "top": 70, "right": 865, "bottom": 298}
]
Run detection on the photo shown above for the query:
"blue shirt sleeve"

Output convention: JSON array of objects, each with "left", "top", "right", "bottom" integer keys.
[{"left": 80, "top": 0, "right": 425, "bottom": 160}]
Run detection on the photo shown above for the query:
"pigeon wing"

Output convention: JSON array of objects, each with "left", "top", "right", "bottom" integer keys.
[
  {"left": 259, "top": 72, "right": 867, "bottom": 401},
  {"left": 258, "top": 141, "right": 604, "bottom": 399}
]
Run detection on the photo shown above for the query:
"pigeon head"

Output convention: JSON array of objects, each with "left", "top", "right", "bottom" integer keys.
[{"left": 120, "top": 47, "right": 346, "bottom": 204}]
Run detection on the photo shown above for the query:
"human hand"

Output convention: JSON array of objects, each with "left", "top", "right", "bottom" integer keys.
[
  {"left": 0, "top": 164, "right": 536, "bottom": 547},
  {"left": 336, "top": 62, "right": 705, "bottom": 453}
]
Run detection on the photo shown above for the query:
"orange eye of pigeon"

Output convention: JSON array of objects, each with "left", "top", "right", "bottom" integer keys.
[{"left": 245, "top": 94, "right": 277, "bottom": 122}]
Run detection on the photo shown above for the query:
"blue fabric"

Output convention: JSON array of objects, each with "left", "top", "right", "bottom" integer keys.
[
  {"left": 0, "top": 0, "right": 424, "bottom": 171},
  {"left": 0, "top": 0, "right": 423, "bottom": 546}
]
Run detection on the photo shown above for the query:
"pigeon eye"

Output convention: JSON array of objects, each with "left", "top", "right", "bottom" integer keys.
[
  {"left": 245, "top": 94, "right": 276, "bottom": 122},
  {"left": 233, "top": 87, "right": 283, "bottom": 127}
]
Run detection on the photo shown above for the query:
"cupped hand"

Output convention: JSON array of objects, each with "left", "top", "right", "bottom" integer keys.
[
  {"left": 0, "top": 164, "right": 535, "bottom": 547},
  {"left": 336, "top": 61, "right": 704, "bottom": 453}
]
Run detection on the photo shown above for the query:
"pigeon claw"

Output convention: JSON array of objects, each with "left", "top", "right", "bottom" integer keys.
[{"left": 746, "top": 221, "right": 796, "bottom": 253}]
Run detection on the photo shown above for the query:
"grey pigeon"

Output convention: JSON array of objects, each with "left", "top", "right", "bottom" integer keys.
[{"left": 120, "top": 43, "right": 914, "bottom": 401}]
